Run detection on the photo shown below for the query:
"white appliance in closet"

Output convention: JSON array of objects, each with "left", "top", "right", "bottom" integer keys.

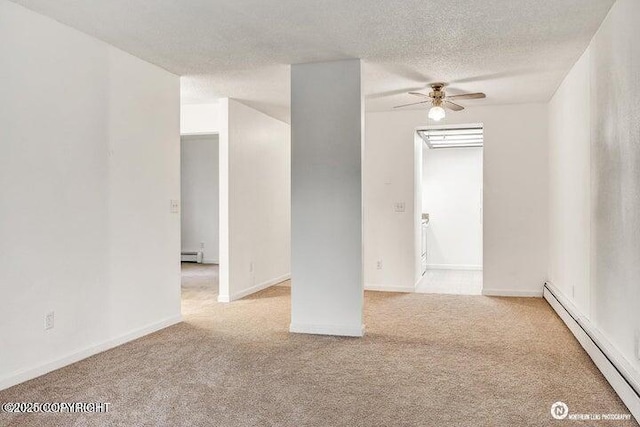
[{"left": 421, "top": 214, "right": 429, "bottom": 275}]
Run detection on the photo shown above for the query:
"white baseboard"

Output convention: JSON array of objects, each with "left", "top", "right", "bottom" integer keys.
[
  {"left": 482, "top": 288, "right": 543, "bottom": 297},
  {"left": 365, "top": 283, "right": 415, "bottom": 293},
  {"left": 217, "top": 273, "right": 290, "bottom": 303},
  {"left": 289, "top": 322, "right": 365, "bottom": 337},
  {"left": 426, "top": 264, "right": 482, "bottom": 271},
  {"left": 544, "top": 282, "right": 640, "bottom": 422},
  {"left": 217, "top": 294, "right": 231, "bottom": 303},
  {"left": 202, "top": 259, "right": 218, "bottom": 265},
  {"left": 0, "top": 314, "right": 182, "bottom": 391}
]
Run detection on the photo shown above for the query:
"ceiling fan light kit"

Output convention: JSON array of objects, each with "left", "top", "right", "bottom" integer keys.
[
  {"left": 428, "top": 104, "right": 446, "bottom": 121},
  {"left": 395, "top": 82, "right": 486, "bottom": 122}
]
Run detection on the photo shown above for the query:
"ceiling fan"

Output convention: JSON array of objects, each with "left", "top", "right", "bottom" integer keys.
[{"left": 394, "top": 83, "right": 486, "bottom": 121}]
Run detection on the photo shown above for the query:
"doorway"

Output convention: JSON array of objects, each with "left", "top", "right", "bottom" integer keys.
[
  {"left": 415, "top": 124, "right": 483, "bottom": 295},
  {"left": 180, "top": 134, "right": 220, "bottom": 298}
]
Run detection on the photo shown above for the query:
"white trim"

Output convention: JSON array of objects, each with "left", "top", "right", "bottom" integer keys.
[
  {"left": 426, "top": 264, "right": 483, "bottom": 271},
  {"left": 180, "top": 131, "right": 220, "bottom": 137},
  {"left": 544, "top": 282, "right": 640, "bottom": 422},
  {"left": 365, "top": 283, "right": 415, "bottom": 293},
  {"left": 0, "top": 314, "right": 182, "bottom": 391},
  {"left": 416, "top": 122, "right": 484, "bottom": 131},
  {"left": 481, "top": 288, "right": 542, "bottom": 297},
  {"left": 289, "top": 322, "right": 365, "bottom": 337},
  {"left": 217, "top": 294, "right": 231, "bottom": 303},
  {"left": 217, "top": 274, "right": 290, "bottom": 303},
  {"left": 202, "top": 259, "right": 219, "bottom": 265}
]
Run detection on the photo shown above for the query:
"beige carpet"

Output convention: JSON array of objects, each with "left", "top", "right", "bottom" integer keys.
[{"left": 0, "top": 264, "right": 635, "bottom": 426}]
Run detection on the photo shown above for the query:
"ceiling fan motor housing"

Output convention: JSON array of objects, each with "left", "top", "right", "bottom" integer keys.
[{"left": 429, "top": 82, "right": 447, "bottom": 102}]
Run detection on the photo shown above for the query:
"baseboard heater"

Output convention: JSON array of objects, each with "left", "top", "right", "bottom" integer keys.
[
  {"left": 181, "top": 251, "right": 203, "bottom": 263},
  {"left": 543, "top": 282, "right": 640, "bottom": 421}
]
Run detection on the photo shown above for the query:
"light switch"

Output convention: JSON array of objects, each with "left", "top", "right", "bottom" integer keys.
[
  {"left": 394, "top": 202, "right": 405, "bottom": 213},
  {"left": 170, "top": 199, "right": 180, "bottom": 214}
]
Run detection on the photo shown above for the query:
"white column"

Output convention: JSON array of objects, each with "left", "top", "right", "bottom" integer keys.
[{"left": 290, "top": 59, "right": 364, "bottom": 337}]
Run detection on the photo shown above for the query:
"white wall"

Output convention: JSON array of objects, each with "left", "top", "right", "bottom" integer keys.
[
  {"left": 180, "top": 103, "right": 221, "bottom": 135},
  {"left": 290, "top": 59, "right": 364, "bottom": 337},
  {"left": 181, "top": 135, "right": 219, "bottom": 263},
  {"left": 549, "top": 0, "right": 640, "bottom": 399},
  {"left": 365, "top": 104, "right": 548, "bottom": 296},
  {"left": 549, "top": 49, "right": 591, "bottom": 314},
  {"left": 0, "top": 0, "right": 180, "bottom": 389},
  {"left": 217, "top": 99, "right": 291, "bottom": 302},
  {"left": 422, "top": 147, "right": 483, "bottom": 269},
  {"left": 364, "top": 113, "right": 422, "bottom": 292}
]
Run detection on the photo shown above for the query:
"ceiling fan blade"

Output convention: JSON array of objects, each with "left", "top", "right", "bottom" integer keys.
[
  {"left": 394, "top": 100, "right": 431, "bottom": 109},
  {"left": 368, "top": 86, "right": 426, "bottom": 99},
  {"left": 446, "top": 92, "right": 486, "bottom": 100},
  {"left": 443, "top": 101, "right": 465, "bottom": 111},
  {"left": 408, "top": 91, "right": 430, "bottom": 98}
]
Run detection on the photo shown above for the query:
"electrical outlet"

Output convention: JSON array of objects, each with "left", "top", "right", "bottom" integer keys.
[
  {"left": 376, "top": 260, "right": 383, "bottom": 270},
  {"left": 170, "top": 199, "right": 180, "bottom": 214},
  {"left": 394, "top": 202, "right": 405, "bottom": 213},
  {"left": 45, "top": 311, "right": 54, "bottom": 330},
  {"left": 200, "top": 242, "right": 205, "bottom": 250}
]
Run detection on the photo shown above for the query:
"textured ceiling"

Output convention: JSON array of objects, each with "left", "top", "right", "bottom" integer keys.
[{"left": 12, "top": 0, "right": 615, "bottom": 122}]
